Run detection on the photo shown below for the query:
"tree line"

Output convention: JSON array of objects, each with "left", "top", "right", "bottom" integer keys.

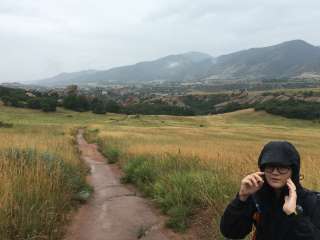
[
  {"left": 0, "top": 87, "right": 57, "bottom": 112},
  {"left": 0, "top": 86, "right": 122, "bottom": 114},
  {"left": 255, "top": 99, "right": 320, "bottom": 120},
  {"left": 1, "top": 86, "right": 320, "bottom": 119}
]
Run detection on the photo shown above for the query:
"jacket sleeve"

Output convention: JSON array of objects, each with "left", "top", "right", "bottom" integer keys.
[
  {"left": 286, "top": 195, "right": 320, "bottom": 240},
  {"left": 220, "top": 193, "right": 256, "bottom": 239}
]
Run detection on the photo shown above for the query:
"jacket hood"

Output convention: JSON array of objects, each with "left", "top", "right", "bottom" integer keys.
[{"left": 258, "top": 141, "right": 301, "bottom": 184}]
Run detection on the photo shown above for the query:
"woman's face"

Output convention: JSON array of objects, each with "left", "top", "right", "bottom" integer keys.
[{"left": 264, "top": 164, "right": 292, "bottom": 189}]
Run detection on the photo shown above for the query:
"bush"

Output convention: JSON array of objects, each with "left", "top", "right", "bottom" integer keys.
[
  {"left": 1, "top": 95, "right": 25, "bottom": 107},
  {"left": 98, "top": 140, "right": 121, "bottom": 164},
  {"left": 153, "top": 171, "right": 199, "bottom": 217},
  {"left": 165, "top": 206, "right": 191, "bottom": 231},
  {"left": 27, "top": 98, "right": 42, "bottom": 109},
  {"left": 122, "top": 156, "right": 157, "bottom": 195},
  {"left": 104, "top": 147, "right": 120, "bottom": 164},
  {"left": 0, "top": 121, "right": 13, "bottom": 128},
  {"left": 0, "top": 87, "right": 27, "bottom": 107}
]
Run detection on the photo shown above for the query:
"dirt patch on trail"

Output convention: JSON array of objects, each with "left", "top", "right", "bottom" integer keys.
[{"left": 64, "top": 129, "right": 188, "bottom": 240}]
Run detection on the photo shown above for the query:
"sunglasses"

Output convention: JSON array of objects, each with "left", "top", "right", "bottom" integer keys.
[{"left": 264, "top": 165, "right": 291, "bottom": 174}]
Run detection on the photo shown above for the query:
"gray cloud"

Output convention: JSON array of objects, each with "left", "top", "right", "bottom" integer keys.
[{"left": 1, "top": 0, "right": 320, "bottom": 83}]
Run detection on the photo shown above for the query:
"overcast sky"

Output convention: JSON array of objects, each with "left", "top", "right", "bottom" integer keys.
[{"left": 1, "top": 0, "right": 320, "bottom": 83}]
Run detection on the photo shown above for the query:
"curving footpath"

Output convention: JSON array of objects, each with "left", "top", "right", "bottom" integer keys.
[{"left": 64, "top": 129, "right": 170, "bottom": 240}]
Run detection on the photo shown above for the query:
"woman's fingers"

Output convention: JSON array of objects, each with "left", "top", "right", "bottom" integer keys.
[
  {"left": 287, "top": 178, "right": 296, "bottom": 187},
  {"left": 243, "top": 176, "right": 257, "bottom": 188},
  {"left": 240, "top": 172, "right": 266, "bottom": 196},
  {"left": 286, "top": 179, "right": 297, "bottom": 197},
  {"left": 250, "top": 176, "right": 258, "bottom": 187},
  {"left": 286, "top": 181, "right": 293, "bottom": 192},
  {"left": 251, "top": 176, "right": 262, "bottom": 187},
  {"left": 243, "top": 178, "right": 253, "bottom": 187},
  {"left": 287, "top": 178, "right": 296, "bottom": 190},
  {"left": 253, "top": 173, "right": 264, "bottom": 184},
  {"left": 246, "top": 177, "right": 256, "bottom": 187}
]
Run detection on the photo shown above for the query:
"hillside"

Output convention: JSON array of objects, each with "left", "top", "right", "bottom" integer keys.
[
  {"left": 207, "top": 40, "right": 320, "bottom": 81},
  {"left": 34, "top": 40, "right": 320, "bottom": 87},
  {"left": 36, "top": 52, "right": 214, "bottom": 86}
]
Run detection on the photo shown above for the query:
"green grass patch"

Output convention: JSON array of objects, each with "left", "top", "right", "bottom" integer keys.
[
  {"left": 97, "top": 139, "right": 122, "bottom": 164},
  {"left": 121, "top": 154, "right": 235, "bottom": 232},
  {"left": 83, "top": 128, "right": 122, "bottom": 164}
]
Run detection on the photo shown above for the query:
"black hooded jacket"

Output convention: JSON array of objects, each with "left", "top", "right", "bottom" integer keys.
[{"left": 220, "top": 141, "right": 320, "bottom": 240}]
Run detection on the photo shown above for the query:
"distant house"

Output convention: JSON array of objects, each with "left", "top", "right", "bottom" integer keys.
[
  {"left": 122, "top": 95, "right": 140, "bottom": 106},
  {"left": 64, "top": 85, "right": 79, "bottom": 96},
  {"left": 26, "top": 92, "right": 36, "bottom": 98}
]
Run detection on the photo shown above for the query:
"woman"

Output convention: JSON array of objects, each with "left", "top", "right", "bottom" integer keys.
[{"left": 220, "top": 141, "right": 320, "bottom": 240}]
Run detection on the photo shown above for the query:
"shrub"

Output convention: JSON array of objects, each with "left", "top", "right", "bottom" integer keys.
[
  {"left": 98, "top": 140, "right": 121, "bottom": 164},
  {"left": 27, "top": 98, "right": 42, "bottom": 109},
  {"left": 0, "top": 121, "right": 13, "bottom": 128},
  {"left": 122, "top": 156, "right": 157, "bottom": 195},
  {"left": 165, "top": 205, "right": 191, "bottom": 231}
]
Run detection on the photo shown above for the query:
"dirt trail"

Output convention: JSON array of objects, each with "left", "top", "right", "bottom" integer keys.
[{"left": 64, "top": 130, "right": 171, "bottom": 240}]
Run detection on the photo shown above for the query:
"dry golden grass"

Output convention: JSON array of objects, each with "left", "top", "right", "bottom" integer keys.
[
  {"left": 0, "top": 107, "right": 91, "bottom": 240},
  {"left": 89, "top": 109, "right": 320, "bottom": 190}
]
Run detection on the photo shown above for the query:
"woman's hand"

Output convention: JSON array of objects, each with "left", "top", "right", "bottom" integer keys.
[
  {"left": 283, "top": 178, "right": 297, "bottom": 215},
  {"left": 239, "top": 172, "right": 265, "bottom": 201}
]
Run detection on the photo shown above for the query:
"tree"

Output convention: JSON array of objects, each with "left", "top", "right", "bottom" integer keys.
[
  {"left": 105, "top": 100, "right": 120, "bottom": 113},
  {"left": 1, "top": 95, "right": 23, "bottom": 107},
  {"left": 40, "top": 98, "right": 57, "bottom": 112},
  {"left": 27, "top": 98, "right": 42, "bottom": 109},
  {"left": 92, "top": 98, "right": 106, "bottom": 114},
  {"left": 63, "top": 95, "right": 90, "bottom": 112}
]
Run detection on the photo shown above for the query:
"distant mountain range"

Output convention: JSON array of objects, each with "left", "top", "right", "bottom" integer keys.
[
  {"left": 207, "top": 40, "right": 320, "bottom": 81},
  {"left": 35, "top": 40, "right": 320, "bottom": 87}
]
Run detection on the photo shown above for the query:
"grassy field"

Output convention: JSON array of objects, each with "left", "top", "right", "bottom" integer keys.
[
  {"left": 84, "top": 108, "right": 320, "bottom": 238},
  {"left": 1, "top": 105, "right": 320, "bottom": 239},
  {"left": 0, "top": 106, "right": 106, "bottom": 240}
]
